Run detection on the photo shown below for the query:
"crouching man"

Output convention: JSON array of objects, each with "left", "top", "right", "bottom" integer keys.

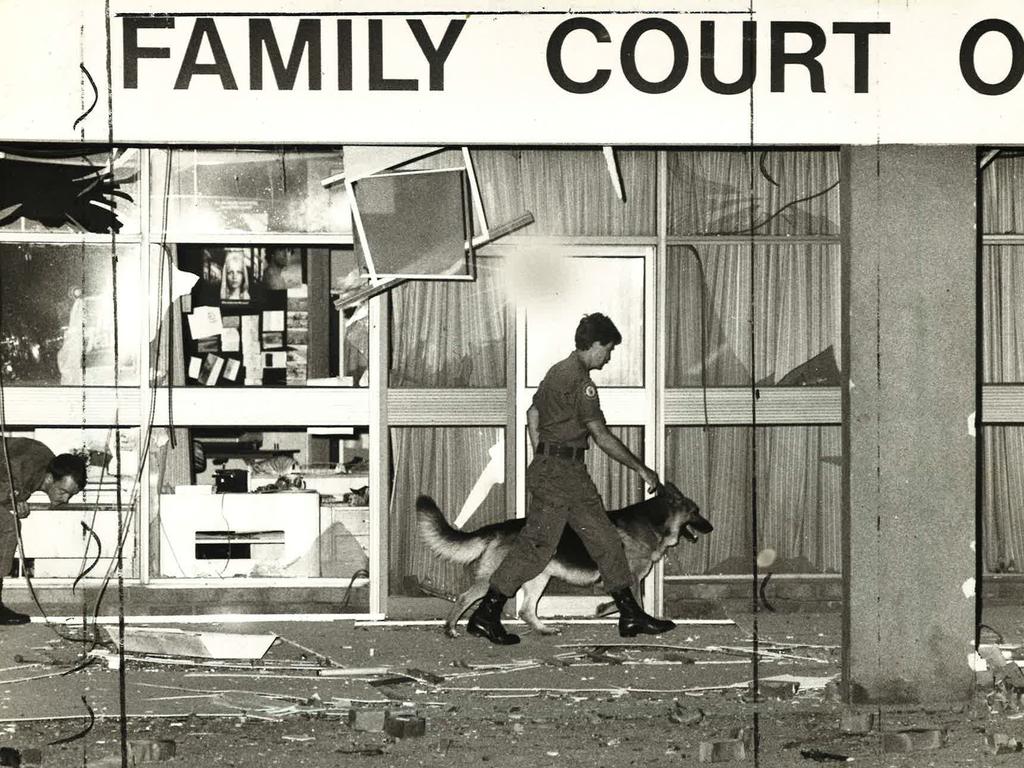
[{"left": 0, "top": 439, "right": 87, "bottom": 624}]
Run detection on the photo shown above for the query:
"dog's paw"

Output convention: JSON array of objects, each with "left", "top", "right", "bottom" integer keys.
[{"left": 444, "top": 624, "right": 460, "bottom": 638}]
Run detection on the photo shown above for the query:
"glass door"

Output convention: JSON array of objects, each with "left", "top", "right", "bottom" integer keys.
[{"left": 514, "top": 244, "right": 657, "bottom": 619}]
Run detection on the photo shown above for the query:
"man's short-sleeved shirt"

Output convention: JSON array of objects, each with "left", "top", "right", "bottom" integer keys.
[
  {"left": 0, "top": 438, "right": 54, "bottom": 508},
  {"left": 532, "top": 352, "right": 606, "bottom": 448}
]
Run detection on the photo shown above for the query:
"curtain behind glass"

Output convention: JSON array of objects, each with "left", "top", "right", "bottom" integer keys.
[
  {"left": 983, "top": 244, "right": 1024, "bottom": 383},
  {"left": 389, "top": 261, "right": 506, "bottom": 387},
  {"left": 664, "top": 426, "right": 839, "bottom": 575},
  {"left": 983, "top": 155, "right": 1024, "bottom": 235},
  {"left": 984, "top": 427, "right": 1024, "bottom": 573},
  {"left": 666, "top": 150, "right": 840, "bottom": 236},
  {"left": 402, "top": 149, "right": 658, "bottom": 237},
  {"left": 389, "top": 427, "right": 507, "bottom": 597},
  {"left": 666, "top": 243, "right": 841, "bottom": 387}
]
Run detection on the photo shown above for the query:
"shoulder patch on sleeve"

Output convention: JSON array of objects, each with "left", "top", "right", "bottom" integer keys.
[{"left": 583, "top": 384, "right": 597, "bottom": 400}]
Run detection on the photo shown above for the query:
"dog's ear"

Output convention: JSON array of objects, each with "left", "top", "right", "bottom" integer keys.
[{"left": 662, "top": 482, "right": 688, "bottom": 506}]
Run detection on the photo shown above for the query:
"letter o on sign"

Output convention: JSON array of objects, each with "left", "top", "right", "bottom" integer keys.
[
  {"left": 620, "top": 19, "right": 689, "bottom": 94},
  {"left": 960, "top": 19, "right": 1024, "bottom": 95}
]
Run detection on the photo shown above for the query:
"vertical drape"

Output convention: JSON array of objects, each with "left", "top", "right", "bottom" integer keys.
[
  {"left": 754, "top": 244, "right": 842, "bottom": 383},
  {"left": 756, "top": 427, "right": 842, "bottom": 573},
  {"left": 389, "top": 427, "right": 508, "bottom": 597},
  {"left": 983, "top": 155, "right": 1024, "bottom": 235},
  {"left": 983, "top": 244, "right": 1024, "bottom": 383},
  {"left": 664, "top": 427, "right": 840, "bottom": 575},
  {"left": 666, "top": 244, "right": 752, "bottom": 387},
  {"left": 402, "top": 149, "right": 658, "bottom": 237},
  {"left": 666, "top": 150, "right": 840, "bottom": 236},
  {"left": 984, "top": 428, "right": 1024, "bottom": 572},
  {"left": 981, "top": 160, "right": 1024, "bottom": 566},
  {"left": 664, "top": 427, "right": 752, "bottom": 575},
  {"left": 389, "top": 260, "right": 506, "bottom": 387},
  {"left": 666, "top": 243, "right": 841, "bottom": 386}
]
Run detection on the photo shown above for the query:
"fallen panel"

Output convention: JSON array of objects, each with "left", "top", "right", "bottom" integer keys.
[{"left": 103, "top": 626, "right": 277, "bottom": 660}]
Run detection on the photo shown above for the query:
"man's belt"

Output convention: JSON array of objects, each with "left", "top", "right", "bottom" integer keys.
[{"left": 535, "top": 442, "right": 586, "bottom": 462}]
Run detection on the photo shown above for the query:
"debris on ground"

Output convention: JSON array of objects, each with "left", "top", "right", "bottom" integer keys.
[
  {"left": 349, "top": 709, "right": 387, "bottom": 732},
  {"left": 882, "top": 727, "right": 948, "bottom": 752},
  {"left": 103, "top": 627, "right": 278, "bottom": 660},
  {"left": 127, "top": 739, "right": 176, "bottom": 762},
  {"left": 839, "top": 710, "right": 876, "bottom": 734},
  {"left": 384, "top": 711, "right": 426, "bottom": 738},
  {"left": 799, "top": 748, "right": 853, "bottom": 762},
  {"left": 986, "top": 732, "right": 1024, "bottom": 754},
  {"left": 668, "top": 701, "right": 704, "bottom": 725},
  {"left": 698, "top": 738, "right": 747, "bottom": 762}
]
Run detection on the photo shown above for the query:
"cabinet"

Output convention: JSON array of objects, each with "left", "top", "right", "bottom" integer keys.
[
  {"left": 20, "top": 503, "right": 136, "bottom": 578},
  {"left": 158, "top": 492, "right": 319, "bottom": 578}
]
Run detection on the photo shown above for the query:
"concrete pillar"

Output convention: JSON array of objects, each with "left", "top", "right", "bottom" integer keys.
[{"left": 843, "top": 146, "right": 976, "bottom": 703}]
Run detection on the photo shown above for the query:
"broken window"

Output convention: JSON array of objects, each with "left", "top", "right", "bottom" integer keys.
[
  {"left": 0, "top": 244, "right": 140, "bottom": 385},
  {"left": 151, "top": 426, "right": 369, "bottom": 589},
  {"left": 149, "top": 149, "right": 349, "bottom": 235},
  {"left": 0, "top": 147, "right": 139, "bottom": 235}
]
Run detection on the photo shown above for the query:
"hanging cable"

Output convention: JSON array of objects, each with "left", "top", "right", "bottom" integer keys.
[{"left": 72, "top": 521, "right": 103, "bottom": 593}]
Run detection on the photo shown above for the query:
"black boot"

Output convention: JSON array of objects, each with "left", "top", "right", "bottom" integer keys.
[
  {"left": 467, "top": 587, "right": 520, "bottom": 645},
  {"left": 610, "top": 588, "right": 675, "bottom": 637},
  {"left": 0, "top": 604, "right": 30, "bottom": 625}
]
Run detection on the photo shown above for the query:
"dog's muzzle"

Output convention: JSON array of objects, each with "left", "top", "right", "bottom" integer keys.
[{"left": 681, "top": 511, "right": 714, "bottom": 542}]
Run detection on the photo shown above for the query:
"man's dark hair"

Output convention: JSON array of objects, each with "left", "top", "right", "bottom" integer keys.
[
  {"left": 48, "top": 454, "right": 87, "bottom": 489},
  {"left": 574, "top": 313, "right": 622, "bottom": 350}
]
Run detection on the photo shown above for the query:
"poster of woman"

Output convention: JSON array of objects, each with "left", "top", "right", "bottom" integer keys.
[
  {"left": 196, "top": 248, "right": 262, "bottom": 307},
  {"left": 220, "top": 250, "right": 251, "bottom": 302}
]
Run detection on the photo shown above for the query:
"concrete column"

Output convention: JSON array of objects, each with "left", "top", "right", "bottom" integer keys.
[{"left": 843, "top": 146, "right": 976, "bottom": 703}]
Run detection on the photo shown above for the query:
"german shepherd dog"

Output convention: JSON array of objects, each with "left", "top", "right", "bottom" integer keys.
[{"left": 417, "top": 483, "right": 713, "bottom": 637}]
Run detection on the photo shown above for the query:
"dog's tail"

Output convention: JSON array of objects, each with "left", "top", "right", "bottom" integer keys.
[{"left": 416, "top": 495, "right": 489, "bottom": 564}]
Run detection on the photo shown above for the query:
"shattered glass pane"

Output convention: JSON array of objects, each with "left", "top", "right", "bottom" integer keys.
[
  {"left": 0, "top": 244, "right": 140, "bottom": 385},
  {"left": 352, "top": 168, "right": 472, "bottom": 278},
  {"left": 150, "top": 149, "right": 350, "bottom": 235},
  {"left": 0, "top": 147, "right": 140, "bottom": 234}
]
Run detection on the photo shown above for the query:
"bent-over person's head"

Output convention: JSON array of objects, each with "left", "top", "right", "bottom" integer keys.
[
  {"left": 574, "top": 313, "right": 622, "bottom": 371},
  {"left": 41, "top": 454, "right": 87, "bottom": 507}
]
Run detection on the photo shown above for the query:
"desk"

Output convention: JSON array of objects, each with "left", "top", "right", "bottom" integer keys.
[{"left": 158, "top": 492, "right": 320, "bottom": 578}]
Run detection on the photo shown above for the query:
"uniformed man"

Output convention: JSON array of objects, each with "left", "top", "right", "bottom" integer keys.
[
  {"left": 0, "top": 439, "right": 87, "bottom": 624},
  {"left": 467, "top": 313, "right": 675, "bottom": 645}
]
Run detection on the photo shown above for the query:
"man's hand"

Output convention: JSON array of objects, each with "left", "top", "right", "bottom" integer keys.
[
  {"left": 639, "top": 467, "right": 661, "bottom": 495},
  {"left": 14, "top": 502, "right": 30, "bottom": 519}
]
